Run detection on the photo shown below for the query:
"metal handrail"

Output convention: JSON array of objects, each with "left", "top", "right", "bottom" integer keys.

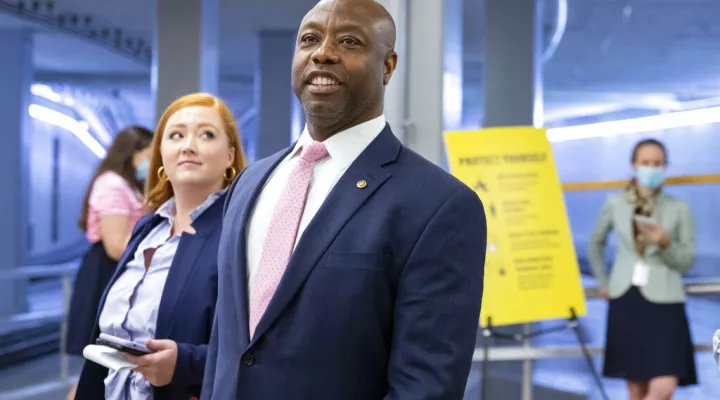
[
  {"left": 474, "top": 343, "right": 714, "bottom": 362},
  {"left": 583, "top": 277, "right": 720, "bottom": 298},
  {"left": 0, "top": 262, "right": 78, "bottom": 383},
  {"left": 0, "top": 262, "right": 78, "bottom": 281}
]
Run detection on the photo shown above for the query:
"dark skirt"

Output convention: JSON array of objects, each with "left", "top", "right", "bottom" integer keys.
[
  {"left": 603, "top": 286, "right": 697, "bottom": 386},
  {"left": 64, "top": 242, "right": 118, "bottom": 355}
]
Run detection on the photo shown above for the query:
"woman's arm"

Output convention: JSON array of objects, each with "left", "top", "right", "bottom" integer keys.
[
  {"left": 588, "top": 196, "right": 614, "bottom": 285},
  {"left": 100, "top": 215, "right": 131, "bottom": 260},
  {"left": 91, "top": 173, "right": 136, "bottom": 260}
]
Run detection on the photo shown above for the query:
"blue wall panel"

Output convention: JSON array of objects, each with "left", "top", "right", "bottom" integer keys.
[{"left": 26, "top": 117, "right": 97, "bottom": 263}]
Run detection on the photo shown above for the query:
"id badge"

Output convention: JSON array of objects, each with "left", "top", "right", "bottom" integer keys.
[{"left": 631, "top": 260, "right": 650, "bottom": 287}]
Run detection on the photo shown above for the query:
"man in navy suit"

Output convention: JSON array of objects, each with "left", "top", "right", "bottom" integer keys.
[{"left": 201, "top": 0, "right": 487, "bottom": 399}]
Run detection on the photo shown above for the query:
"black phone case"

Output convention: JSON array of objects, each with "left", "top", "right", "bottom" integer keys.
[{"left": 95, "top": 338, "right": 148, "bottom": 356}]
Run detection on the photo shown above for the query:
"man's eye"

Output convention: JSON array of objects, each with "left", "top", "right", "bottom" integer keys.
[
  {"left": 340, "top": 38, "right": 359, "bottom": 45},
  {"left": 302, "top": 35, "right": 318, "bottom": 43}
]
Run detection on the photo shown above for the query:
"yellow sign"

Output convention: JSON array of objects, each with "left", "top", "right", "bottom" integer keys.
[{"left": 444, "top": 126, "right": 586, "bottom": 327}]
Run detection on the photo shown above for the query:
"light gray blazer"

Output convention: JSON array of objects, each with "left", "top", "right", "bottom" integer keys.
[{"left": 588, "top": 191, "right": 695, "bottom": 303}]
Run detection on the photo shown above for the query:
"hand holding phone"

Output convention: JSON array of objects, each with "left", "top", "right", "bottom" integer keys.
[
  {"left": 97, "top": 333, "right": 151, "bottom": 356},
  {"left": 633, "top": 215, "right": 658, "bottom": 227},
  {"left": 633, "top": 215, "right": 670, "bottom": 245}
]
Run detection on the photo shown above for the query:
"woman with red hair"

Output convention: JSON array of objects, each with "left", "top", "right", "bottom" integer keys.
[{"left": 74, "top": 93, "right": 246, "bottom": 400}]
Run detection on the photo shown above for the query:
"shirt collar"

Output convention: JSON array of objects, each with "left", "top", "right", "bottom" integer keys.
[
  {"left": 156, "top": 187, "right": 228, "bottom": 222},
  {"left": 289, "top": 115, "right": 386, "bottom": 170}
]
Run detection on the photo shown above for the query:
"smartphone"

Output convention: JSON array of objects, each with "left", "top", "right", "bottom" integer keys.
[
  {"left": 96, "top": 333, "right": 151, "bottom": 356},
  {"left": 633, "top": 215, "right": 657, "bottom": 226}
]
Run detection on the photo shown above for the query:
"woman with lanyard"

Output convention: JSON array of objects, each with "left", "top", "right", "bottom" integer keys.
[{"left": 589, "top": 138, "right": 697, "bottom": 400}]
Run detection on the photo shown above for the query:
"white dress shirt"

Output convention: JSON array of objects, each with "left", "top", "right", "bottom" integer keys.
[{"left": 246, "top": 115, "right": 386, "bottom": 292}]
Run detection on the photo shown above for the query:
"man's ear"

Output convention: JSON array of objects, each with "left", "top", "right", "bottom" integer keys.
[{"left": 383, "top": 51, "right": 398, "bottom": 85}]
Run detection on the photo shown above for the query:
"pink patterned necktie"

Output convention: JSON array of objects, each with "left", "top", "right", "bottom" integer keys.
[{"left": 249, "top": 141, "right": 329, "bottom": 338}]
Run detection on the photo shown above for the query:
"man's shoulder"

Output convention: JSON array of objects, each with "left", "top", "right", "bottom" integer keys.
[
  {"left": 394, "top": 146, "right": 474, "bottom": 197},
  {"left": 227, "top": 149, "right": 290, "bottom": 197},
  {"left": 246, "top": 149, "right": 289, "bottom": 176}
]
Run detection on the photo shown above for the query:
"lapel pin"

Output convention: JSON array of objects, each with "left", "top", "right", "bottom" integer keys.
[{"left": 356, "top": 180, "right": 367, "bottom": 189}]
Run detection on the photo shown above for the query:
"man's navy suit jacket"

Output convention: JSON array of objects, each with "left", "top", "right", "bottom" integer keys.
[{"left": 202, "top": 125, "right": 487, "bottom": 400}]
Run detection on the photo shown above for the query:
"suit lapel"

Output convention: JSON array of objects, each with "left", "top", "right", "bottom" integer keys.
[
  {"left": 93, "top": 215, "right": 162, "bottom": 329},
  {"left": 154, "top": 194, "right": 225, "bottom": 337},
  {"left": 155, "top": 231, "right": 210, "bottom": 338},
  {"left": 617, "top": 197, "right": 634, "bottom": 242},
  {"left": 249, "top": 126, "right": 401, "bottom": 346},
  {"left": 230, "top": 150, "right": 292, "bottom": 344}
]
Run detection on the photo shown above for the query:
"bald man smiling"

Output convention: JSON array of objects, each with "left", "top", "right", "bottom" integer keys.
[{"left": 201, "top": 1, "right": 487, "bottom": 399}]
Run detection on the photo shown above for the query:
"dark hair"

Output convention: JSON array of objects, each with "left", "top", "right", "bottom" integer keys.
[
  {"left": 631, "top": 138, "right": 668, "bottom": 165},
  {"left": 78, "top": 126, "right": 154, "bottom": 231}
]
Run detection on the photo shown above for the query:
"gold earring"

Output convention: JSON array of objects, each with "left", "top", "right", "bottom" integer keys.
[
  {"left": 157, "top": 166, "right": 167, "bottom": 182},
  {"left": 224, "top": 167, "right": 237, "bottom": 181}
]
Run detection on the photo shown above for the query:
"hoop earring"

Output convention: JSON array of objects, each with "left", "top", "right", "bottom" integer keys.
[
  {"left": 157, "top": 166, "right": 168, "bottom": 182},
  {"left": 224, "top": 167, "right": 237, "bottom": 181}
]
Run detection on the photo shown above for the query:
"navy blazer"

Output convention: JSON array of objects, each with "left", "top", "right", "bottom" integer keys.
[
  {"left": 75, "top": 192, "right": 226, "bottom": 400},
  {"left": 202, "top": 125, "right": 487, "bottom": 400}
]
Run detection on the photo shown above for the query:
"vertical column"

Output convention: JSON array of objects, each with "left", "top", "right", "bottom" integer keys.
[
  {"left": 406, "top": 0, "right": 444, "bottom": 165},
  {"left": 255, "top": 30, "right": 296, "bottom": 159},
  {"left": 0, "top": 30, "right": 32, "bottom": 317},
  {"left": 152, "top": 0, "right": 220, "bottom": 123},
  {"left": 483, "top": 2, "right": 544, "bottom": 400},
  {"left": 375, "top": 0, "right": 407, "bottom": 143},
  {"left": 483, "top": 0, "right": 543, "bottom": 128},
  {"left": 443, "top": 0, "right": 464, "bottom": 131}
]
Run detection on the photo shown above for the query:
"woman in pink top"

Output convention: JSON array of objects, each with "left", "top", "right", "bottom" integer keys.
[{"left": 65, "top": 126, "right": 154, "bottom": 360}]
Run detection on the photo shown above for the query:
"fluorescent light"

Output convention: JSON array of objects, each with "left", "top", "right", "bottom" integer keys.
[
  {"left": 30, "top": 84, "right": 63, "bottom": 103},
  {"left": 546, "top": 106, "right": 720, "bottom": 142},
  {"left": 31, "top": 84, "right": 112, "bottom": 146},
  {"left": 29, "top": 104, "right": 107, "bottom": 159},
  {"left": 544, "top": 103, "right": 628, "bottom": 123},
  {"left": 75, "top": 105, "right": 113, "bottom": 146},
  {"left": 31, "top": 83, "right": 76, "bottom": 106},
  {"left": 542, "top": 0, "right": 567, "bottom": 63},
  {"left": 443, "top": 71, "right": 463, "bottom": 130}
]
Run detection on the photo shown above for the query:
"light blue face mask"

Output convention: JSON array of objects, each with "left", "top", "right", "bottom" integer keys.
[
  {"left": 636, "top": 166, "right": 666, "bottom": 189},
  {"left": 136, "top": 159, "right": 150, "bottom": 181}
]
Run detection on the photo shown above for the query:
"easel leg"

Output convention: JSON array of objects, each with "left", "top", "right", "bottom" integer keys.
[
  {"left": 569, "top": 309, "right": 609, "bottom": 400},
  {"left": 481, "top": 318, "right": 493, "bottom": 400},
  {"left": 521, "top": 323, "right": 533, "bottom": 400}
]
